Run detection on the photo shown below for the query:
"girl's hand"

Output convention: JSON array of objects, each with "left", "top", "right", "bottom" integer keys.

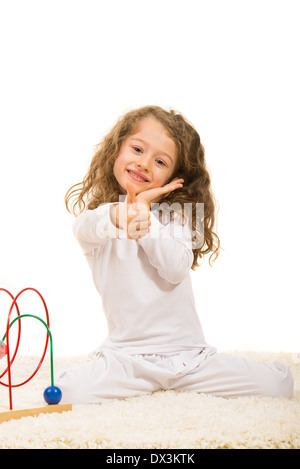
[
  {"left": 125, "top": 182, "right": 151, "bottom": 239},
  {"left": 134, "top": 177, "right": 184, "bottom": 209},
  {"left": 110, "top": 183, "right": 151, "bottom": 239},
  {"left": 111, "top": 177, "right": 183, "bottom": 239}
]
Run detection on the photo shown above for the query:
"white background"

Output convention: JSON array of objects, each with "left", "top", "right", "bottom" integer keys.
[{"left": 0, "top": 0, "right": 299, "bottom": 356}]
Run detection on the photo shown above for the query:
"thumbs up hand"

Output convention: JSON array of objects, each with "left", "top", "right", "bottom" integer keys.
[
  {"left": 110, "top": 177, "right": 184, "bottom": 239},
  {"left": 125, "top": 181, "right": 151, "bottom": 239},
  {"left": 110, "top": 181, "right": 151, "bottom": 239}
]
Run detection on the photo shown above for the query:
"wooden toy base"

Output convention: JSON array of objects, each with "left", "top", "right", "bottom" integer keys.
[{"left": 0, "top": 403, "right": 72, "bottom": 423}]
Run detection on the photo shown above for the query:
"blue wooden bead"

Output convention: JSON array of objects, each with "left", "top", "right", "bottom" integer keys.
[{"left": 43, "top": 386, "right": 62, "bottom": 405}]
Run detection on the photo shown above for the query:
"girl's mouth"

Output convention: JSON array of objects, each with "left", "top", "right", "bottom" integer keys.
[{"left": 126, "top": 169, "right": 150, "bottom": 183}]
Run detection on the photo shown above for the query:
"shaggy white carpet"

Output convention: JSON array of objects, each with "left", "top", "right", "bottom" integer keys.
[{"left": 0, "top": 351, "right": 299, "bottom": 449}]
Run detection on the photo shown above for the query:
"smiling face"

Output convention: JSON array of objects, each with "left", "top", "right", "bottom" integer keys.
[{"left": 113, "top": 117, "right": 178, "bottom": 194}]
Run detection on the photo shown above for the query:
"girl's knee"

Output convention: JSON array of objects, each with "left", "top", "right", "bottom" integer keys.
[{"left": 260, "top": 361, "right": 294, "bottom": 398}]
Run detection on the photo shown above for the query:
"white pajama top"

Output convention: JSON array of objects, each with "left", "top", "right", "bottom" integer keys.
[{"left": 72, "top": 203, "right": 207, "bottom": 355}]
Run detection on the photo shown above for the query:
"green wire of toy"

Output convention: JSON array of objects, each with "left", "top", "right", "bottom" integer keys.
[{"left": 2, "top": 314, "right": 54, "bottom": 386}]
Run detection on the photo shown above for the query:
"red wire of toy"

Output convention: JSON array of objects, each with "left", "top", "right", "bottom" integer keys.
[
  {"left": 0, "top": 288, "right": 21, "bottom": 379},
  {"left": 0, "top": 288, "right": 50, "bottom": 410}
]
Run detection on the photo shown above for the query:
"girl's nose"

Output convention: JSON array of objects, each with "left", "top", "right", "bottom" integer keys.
[{"left": 136, "top": 154, "right": 151, "bottom": 172}]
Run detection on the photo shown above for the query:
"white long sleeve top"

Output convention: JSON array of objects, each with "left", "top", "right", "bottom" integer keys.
[{"left": 72, "top": 203, "right": 207, "bottom": 355}]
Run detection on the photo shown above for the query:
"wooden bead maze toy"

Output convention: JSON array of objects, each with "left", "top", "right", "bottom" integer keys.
[{"left": 0, "top": 287, "right": 71, "bottom": 423}]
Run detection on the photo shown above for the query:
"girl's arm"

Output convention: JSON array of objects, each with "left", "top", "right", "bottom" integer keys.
[
  {"left": 73, "top": 182, "right": 151, "bottom": 254},
  {"left": 125, "top": 178, "right": 192, "bottom": 284},
  {"left": 138, "top": 211, "right": 194, "bottom": 284},
  {"left": 72, "top": 203, "right": 122, "bottom": 255}
]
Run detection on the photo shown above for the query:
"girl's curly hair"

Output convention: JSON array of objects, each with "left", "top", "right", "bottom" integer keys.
[{"left": 65, "top": 105, "right": 220, "bottom": 268}]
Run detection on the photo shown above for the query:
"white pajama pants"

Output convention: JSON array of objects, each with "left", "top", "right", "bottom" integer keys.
[{"left": 55, "top": 347, "right": 294, "bottom": 405}]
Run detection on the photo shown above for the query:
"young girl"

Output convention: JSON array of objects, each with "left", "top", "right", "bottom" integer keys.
[{"left": 58, "top": 105, "right": 293, "bottom": 404}]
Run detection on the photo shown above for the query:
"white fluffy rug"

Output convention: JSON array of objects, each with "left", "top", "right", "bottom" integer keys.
[{"left": 0, "top": 351, "right": 299, "bottom": 449}]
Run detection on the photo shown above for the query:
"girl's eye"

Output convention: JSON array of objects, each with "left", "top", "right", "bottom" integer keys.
[
  {"left": 133, "top": 146, "right": 142, "bottom": 153},
  {"left": 131, "top": 146, "right": 166, "bottom": 166}
]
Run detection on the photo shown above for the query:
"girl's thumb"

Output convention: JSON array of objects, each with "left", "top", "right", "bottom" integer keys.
[{"left": 125, "top": 181, "right": 136, "bottom": 204}]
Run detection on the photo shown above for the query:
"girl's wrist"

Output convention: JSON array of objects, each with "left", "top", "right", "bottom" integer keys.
[{"left": 136, "top": 197, "right": 151, "bottom": 211}]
